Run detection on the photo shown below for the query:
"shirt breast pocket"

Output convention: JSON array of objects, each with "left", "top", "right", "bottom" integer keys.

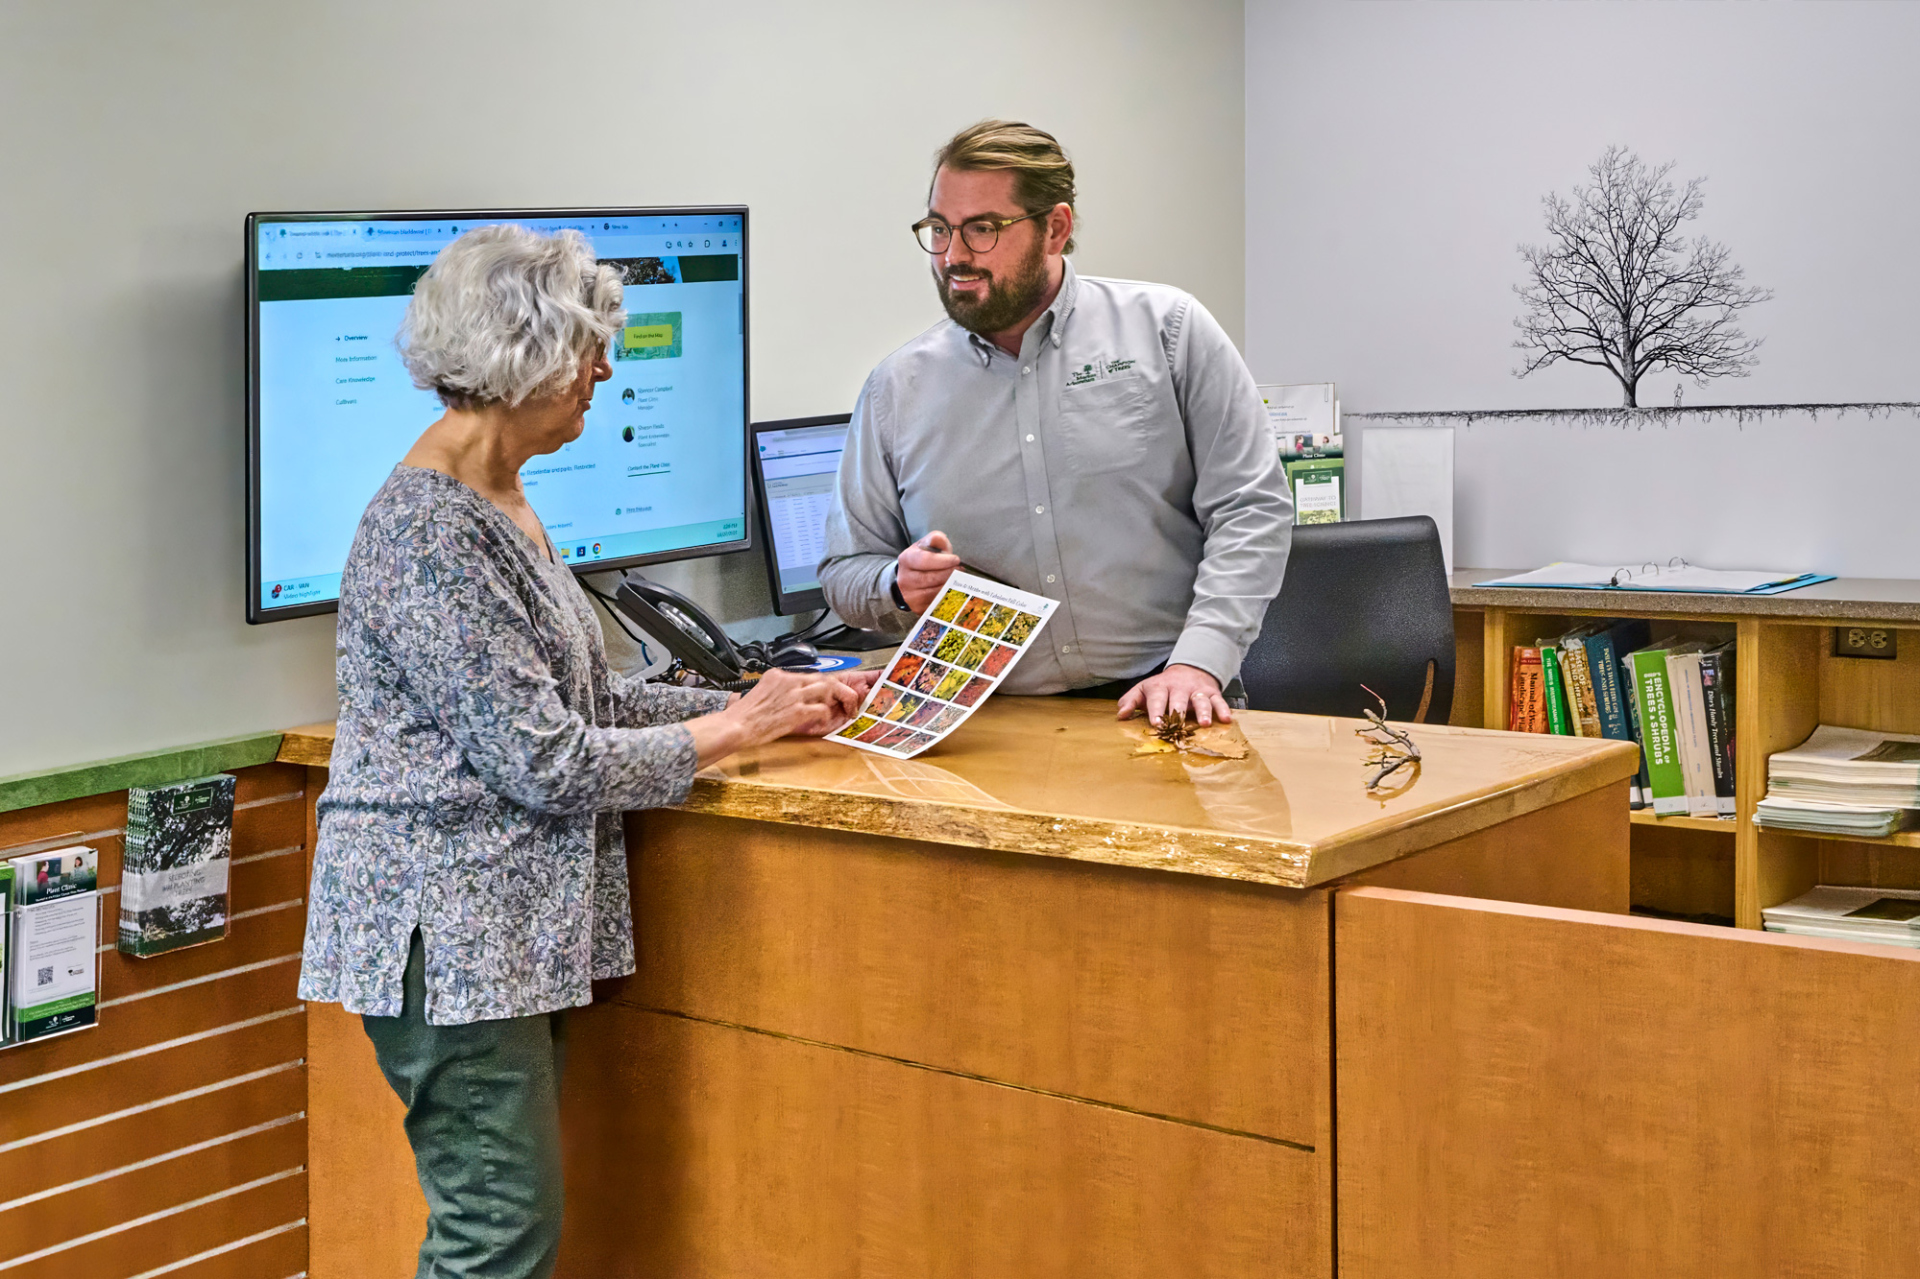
[{"left": 1056, "top": 377, "right": 1154, "bottom": 475}]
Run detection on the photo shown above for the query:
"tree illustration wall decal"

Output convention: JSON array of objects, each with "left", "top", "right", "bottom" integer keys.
[{"left": 1514, "top": 147, "right": 1771, "bottom": 407}]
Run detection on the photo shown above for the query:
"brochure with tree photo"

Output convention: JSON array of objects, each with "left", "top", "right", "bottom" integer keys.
[{"left": 829, "top": 571, "right": 1058, "bottom": 760}]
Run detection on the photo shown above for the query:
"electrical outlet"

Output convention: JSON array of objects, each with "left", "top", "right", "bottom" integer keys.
[{"left": 1834, "top": 627, "right": 1898, "bottom": 659}]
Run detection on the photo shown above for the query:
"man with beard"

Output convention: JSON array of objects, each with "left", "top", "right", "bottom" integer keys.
[{"left": 819, "top": 120, "right": 1291, "bottom": 728}]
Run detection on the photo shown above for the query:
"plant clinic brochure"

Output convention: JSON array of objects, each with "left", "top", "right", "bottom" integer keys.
[{"left": 829, "top": 571, "right": 1058, "bottom": 760}]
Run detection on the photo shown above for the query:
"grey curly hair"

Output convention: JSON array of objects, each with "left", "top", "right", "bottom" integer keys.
[{"left": 397, "top": 224, "right": 624, "bottom": 410}]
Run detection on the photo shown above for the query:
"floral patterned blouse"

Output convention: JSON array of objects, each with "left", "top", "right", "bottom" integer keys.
[{"left": 297, "top": 465, "right": 729, "bottom": 1025}]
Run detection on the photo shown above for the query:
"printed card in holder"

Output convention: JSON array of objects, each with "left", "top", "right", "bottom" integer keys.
[
  {"left": 7, "top": 845, "right": 100, "bottom": 1047},
  {"left": 828, "top": 570, "right": 1058, "bottom": 760}
]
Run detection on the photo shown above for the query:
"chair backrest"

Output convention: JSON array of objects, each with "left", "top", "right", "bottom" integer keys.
[{"left": 1239, "top": 516, "right": 1454, "bottom": 723}]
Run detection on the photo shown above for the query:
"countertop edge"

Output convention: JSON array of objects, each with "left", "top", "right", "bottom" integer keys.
[
  {"left": 1451, "top": 570, "right": 1920, "bottom": 622},
  {"left": 279, "top": 717, "right": 1638, "bottom": 889}
]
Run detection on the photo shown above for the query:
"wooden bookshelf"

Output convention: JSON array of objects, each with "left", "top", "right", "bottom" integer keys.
[
  {"left": 1451, "top": 572, "right": 1920, "bottom": 929},
  {"left": 1628, "top": 811, "right": 1736, "bottom": 834}
]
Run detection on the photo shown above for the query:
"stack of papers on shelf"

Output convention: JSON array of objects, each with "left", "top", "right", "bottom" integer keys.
[
  {"left": 1475, "top": 563, "right": 1832, "bottom": 595},
  {"left": 1764, "top": 726, "right": 1920, "bottom": 808},
  {"left": 1763, "top": 885, "right": 1920, "bottom": 948},
  {"left": 1754, "top": 796, "right": 1912, "bottom": 839}
]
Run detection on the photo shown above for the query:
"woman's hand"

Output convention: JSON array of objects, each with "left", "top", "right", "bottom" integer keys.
[{"left": 686, "top": 670, "right": 867, "bottom": 765}]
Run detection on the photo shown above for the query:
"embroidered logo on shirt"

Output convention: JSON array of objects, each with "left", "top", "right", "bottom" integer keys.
[{"left": 1064, "top": 357, "right": 1140, "bottom": 390}]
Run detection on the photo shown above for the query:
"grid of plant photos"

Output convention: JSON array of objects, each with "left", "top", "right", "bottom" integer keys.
[{"left": 829, "top": 571, "right": 1057, "bottom": 759}]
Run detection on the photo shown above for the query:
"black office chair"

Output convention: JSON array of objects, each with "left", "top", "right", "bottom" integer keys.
[{"left": 1238, "top": 516, "right": 1454, "bottom": 723}]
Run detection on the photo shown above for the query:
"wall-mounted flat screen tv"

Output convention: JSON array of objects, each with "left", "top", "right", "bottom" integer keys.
[{"left": 245, "top": 205, "right": 749, "bottom": 623}]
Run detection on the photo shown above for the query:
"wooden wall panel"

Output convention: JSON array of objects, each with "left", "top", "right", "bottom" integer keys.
[
  {"left": 5, "top": 1170, "right": 307, "bottom": 1279},
  {"left": 0, "top": 1060, "right": 303, "bottom": 1203},
  {"left": 0, "top": 1120, "right": 305, "bottom": 1261},
  {"left": 0, "top": 764, "right": 309, "bottom": 1279},
  {"left": 1449, "top": 608, "right": 1483, "bottom": 728},
  {"left": 557, "top": 1003, "right": 1325, "bottom": 1279},
  {"left": 1346, "top": 782, "right": 1628, "bottom": 914},
  {"left": 0, "top": 941, "right": 303, "bottom": 1100},
  {"left": 1335, "top": 886, "right": 1920, "bottom": 1278},
  {"left": 625, "top": 810, "right": 1329, "bottom": 1146},
  {"left": 2, "top": 988, "right": 304, "bottom": 1139},
  {"left": 164, "top": 1222, "right": 308, "bottom": 1279},
  {"left": 307, "top": 1000, "right": 426, "bottom": 1279},
  {"left": 1628, "top": 821, "right": 1736, "bottom": 920}
]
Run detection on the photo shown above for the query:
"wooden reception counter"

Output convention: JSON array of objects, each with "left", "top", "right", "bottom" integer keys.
[{"left": 288, "top": 698, "right": 1637, "bottom": 1279}]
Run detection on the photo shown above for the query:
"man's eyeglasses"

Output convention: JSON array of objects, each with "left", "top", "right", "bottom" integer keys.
[{"left": 912, "top": 210, "right": 1047, "bottom": 255}]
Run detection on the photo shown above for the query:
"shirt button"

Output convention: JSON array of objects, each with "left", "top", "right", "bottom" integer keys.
[
  {"left": 1026, "top": 434, "right": 1035, "bottom": 442},
  {"left": 1062, "top": 645, "right": 1073, "bottom": 653},
  {"left": 1022, "top": 366, "right": 1030, "bottom": 375},
  {"left": 1046, "top": 574, "right": 1056, "bottom": 583},
  {"left": 1034, "top": 505, "right": 1044, "bottom": 514}
]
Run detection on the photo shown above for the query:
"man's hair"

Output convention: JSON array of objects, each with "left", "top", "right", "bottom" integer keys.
[{"left": 933, "top": 120, "right": 1076, "bottom": 254}]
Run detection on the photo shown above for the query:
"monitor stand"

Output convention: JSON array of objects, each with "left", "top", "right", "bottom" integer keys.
[{"left": 806, "top": 623, "right": 897, "bottom": 653}]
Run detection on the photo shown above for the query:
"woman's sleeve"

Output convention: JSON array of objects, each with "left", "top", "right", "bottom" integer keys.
[
  {"left": 379, "top": 535, "right": 704, "bottom": 815},
  {"left": 608, "top": 674, "right": 731, "bottom": 728}
]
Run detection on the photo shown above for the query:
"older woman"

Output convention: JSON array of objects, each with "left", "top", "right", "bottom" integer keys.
[{"left": 297, "top": 224, "right": 864, "bottom": 1279}]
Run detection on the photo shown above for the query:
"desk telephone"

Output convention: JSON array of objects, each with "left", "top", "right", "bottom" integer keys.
[{"left": 612, "top": 575, "right": 822, "bottom": 688}]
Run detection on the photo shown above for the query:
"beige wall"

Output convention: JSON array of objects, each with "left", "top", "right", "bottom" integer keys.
[{"left": 0, "top": 0, "right": 1246, "bottom": 775}]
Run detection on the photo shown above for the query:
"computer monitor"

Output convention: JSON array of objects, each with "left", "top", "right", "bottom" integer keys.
[
  {"left": 750, "top": 414, "right": 850, "bottom": 615},
  {"left": 246, "top": 206, "right": 750, "bottom": 623}
]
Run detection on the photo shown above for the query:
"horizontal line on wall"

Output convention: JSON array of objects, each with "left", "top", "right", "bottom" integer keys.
[
  {"left": 0, "top": 1005, "right": 304, "bottom": 1097},
  {"left": 121, "top": 1220, "right": 307, "bottom": 1279},
  {"left": 0, "top": 828, "right": 122, "bottom": 858},
  {"left": 0, "top": 1112, "right": 304, "bottom": 1214},
  {"left": 231, "top": 898, "right": 303, "bottom": 923},
  {"left": 95, "top": 893, "right": 305, "bottom": 955},
  {"left": 99, "top": 952, "right": 302, "bottom": 1010},
  {"left": 0, "top": 1166, "right": 304, "bottom": 1272},
  {"left": 233, "top": 844, "right": 302, "bottom": 866},
  {"left": 635, "top": 1005, "right": 1316, "bottom": 1153},
  {"left": 235, "top": 793, "right": 303, "bottom": 812},
  {"left": 0, "top": 1059, "right": 304, "bottom": 1155}
]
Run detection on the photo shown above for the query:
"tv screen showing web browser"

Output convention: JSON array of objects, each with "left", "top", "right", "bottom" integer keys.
[{"left": 245, "top": 206, "right": 749, "bottom": 623}]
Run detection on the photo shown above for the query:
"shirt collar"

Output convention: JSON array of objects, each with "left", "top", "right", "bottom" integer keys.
[{"left": 961, "top": 259, "right": 1080, "bottom": 366}]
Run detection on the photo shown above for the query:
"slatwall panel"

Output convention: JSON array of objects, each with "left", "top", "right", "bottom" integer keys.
[{"left": 0, "top": 763, "right": 309, "bottom": 1279}]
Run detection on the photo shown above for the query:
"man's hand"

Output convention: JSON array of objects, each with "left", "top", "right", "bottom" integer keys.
[
  {"left": 1116, "top": 664, "right": 1232, "bottom": 727},
  {"left": 896, "top": 531, "right": 962, "bottom": 613}
]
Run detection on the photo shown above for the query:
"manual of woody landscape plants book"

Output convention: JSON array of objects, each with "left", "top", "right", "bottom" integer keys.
[
  {"left": 121, "top": 773, "right": 236, "bottom": 956},
  {"left": 8, "top": 845, "right": 100, "bottom": 1045}
]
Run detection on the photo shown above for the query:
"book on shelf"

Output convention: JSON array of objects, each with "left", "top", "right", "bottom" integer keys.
[
  {"left": 121, "top": 773, "right": 235, "bottom": 957},
  {"left": 1664, "top": 643, "right": 1720, "bottom": 819},
  {"left": 1619, "top": 654, "right": 1651, "bottom": 809},
  {"left": 1506, "top": 621, "right": 1735, "bottom": 820},
  {"left": 1538, "top": 643, "right": 1572, "bottom": 736},
  {"left": 1509, "top": 647, "right": 1547, "bottom": 733},
  {"left": 1627, "top": 645, "right": 1688, "bottom": 816},
  {"left": 1763, "top": 885, "right": 1920, "bottom": 948},
  {"left": 1697, "top": 641, "right": 1738, "bottom": 817},
  {"left": 1581, "top": 619, "right": 1650, "bottom": 806},
  {"left": 7, "top": 845, "right": 100, "bottom": 1046},
  {"left": 1556, "top": 629, "right": 1604, "bottom": 738}
]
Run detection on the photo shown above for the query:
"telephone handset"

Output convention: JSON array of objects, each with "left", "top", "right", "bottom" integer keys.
[
  {"left": 611, "top": 574, "right": 821, "bottom": 688},
  {"left": 613, "top": 576, "right": 748, "bottom": 686}
]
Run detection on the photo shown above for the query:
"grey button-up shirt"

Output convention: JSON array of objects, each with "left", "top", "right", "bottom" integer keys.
[{"left": 820, "top": 262, "right": 1292, "bottom": 695}]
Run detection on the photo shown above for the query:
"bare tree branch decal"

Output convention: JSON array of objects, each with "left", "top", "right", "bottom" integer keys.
[{"left": 1514, "top": 147, "right": 1772, "bottom": 408}]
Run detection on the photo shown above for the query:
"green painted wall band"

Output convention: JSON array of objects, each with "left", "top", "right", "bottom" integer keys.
[{"left": 0, "top": 733, "right": 286, "bottom": 816}]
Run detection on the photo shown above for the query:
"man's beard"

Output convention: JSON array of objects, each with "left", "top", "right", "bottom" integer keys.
[{"left": 935, "top": 238, "right": 1049, "bottom": 337}]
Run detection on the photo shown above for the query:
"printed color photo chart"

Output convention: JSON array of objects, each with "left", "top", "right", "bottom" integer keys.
[{"left": 829, "top": 571, "right": 1057, "bottom": 759}]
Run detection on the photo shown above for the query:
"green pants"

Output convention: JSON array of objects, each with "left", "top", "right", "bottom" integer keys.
[{"left": 361, "top": 932, "right": 568, "bottom": 1279}]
